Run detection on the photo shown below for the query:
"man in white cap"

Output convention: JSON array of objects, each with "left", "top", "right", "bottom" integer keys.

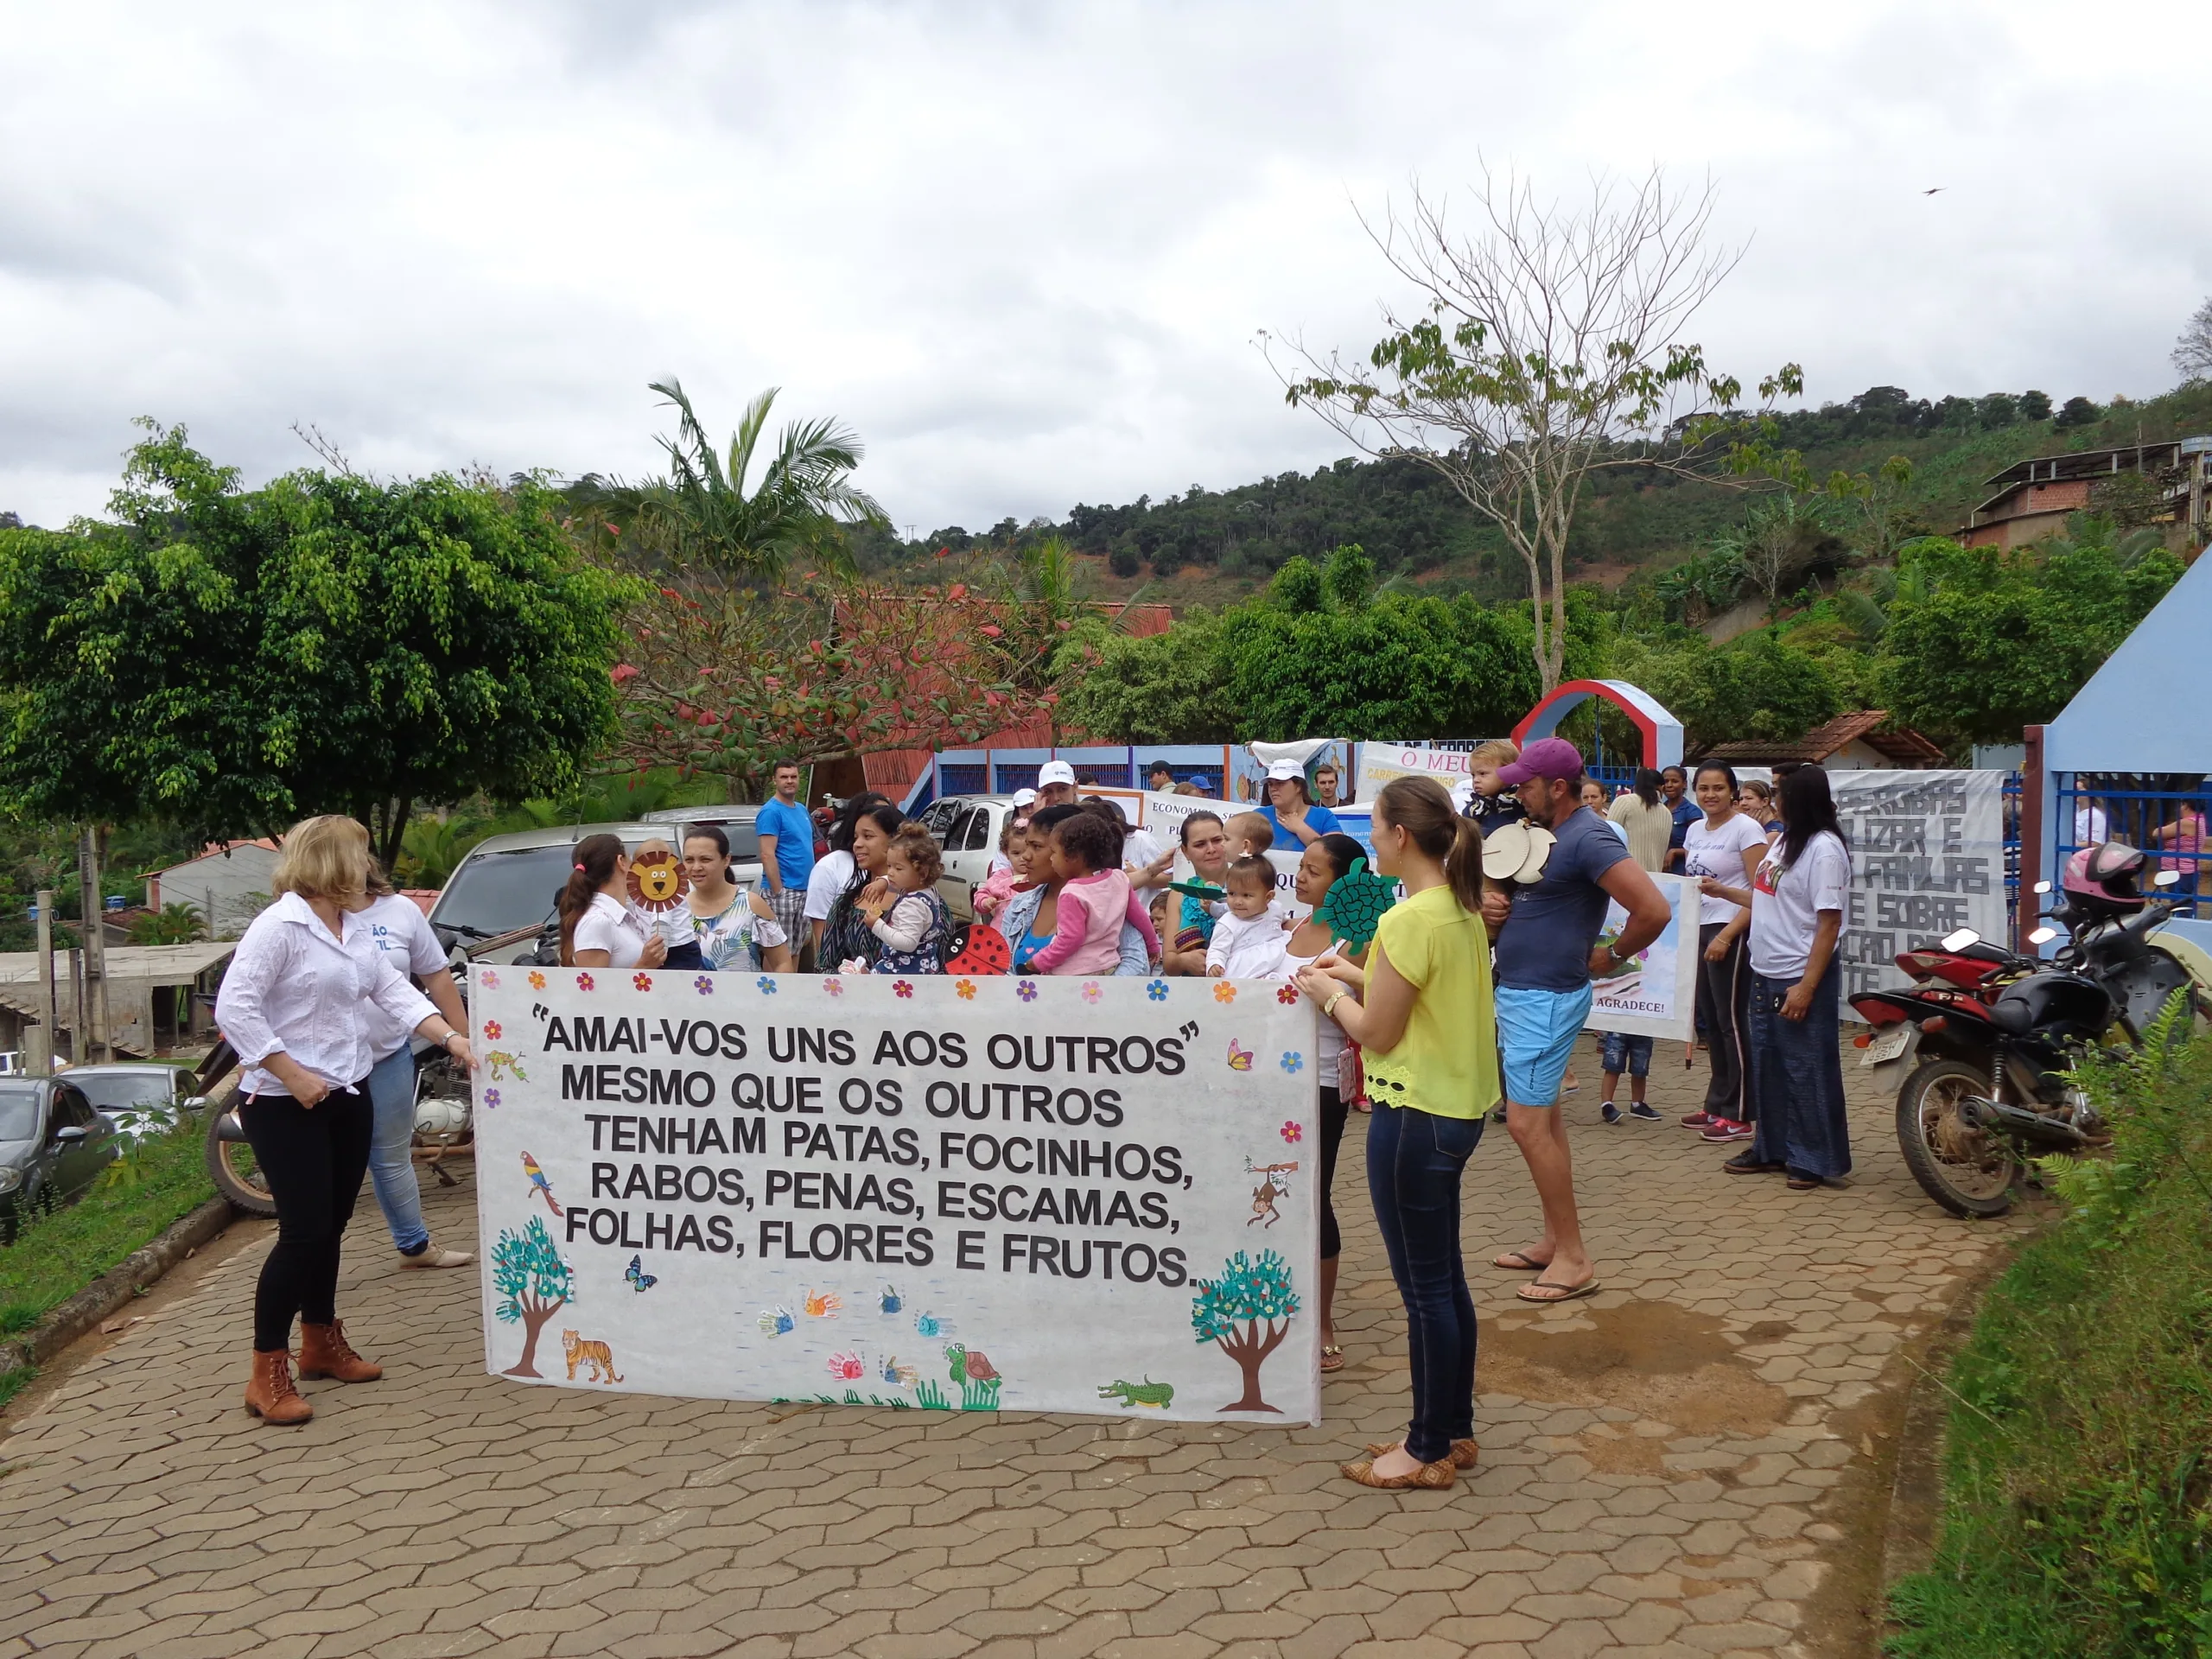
[
  {"left": 1035, "top": 760, "right": 1077, "bottom": 810},
  {"left": 1255, "top": 757, "right": 1343, "bottom": 850}
]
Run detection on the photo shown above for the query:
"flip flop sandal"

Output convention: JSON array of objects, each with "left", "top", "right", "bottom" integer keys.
[
  {"left": 1517, "top": 1277, "right": 1601, "bottom": 1305},
  {"left": 1341, "top": 1455, "right": 1455, "bottom": 1490},
  {"left": 1365, "top": 1437, "right": 1479, "bottom": 1469},
  {"left": 1320, "top": 1345, "right": 1345, "bottom": 1373},
  {"left": 1492, "top": 1250, "right": 1549, "bottom": 1272}
]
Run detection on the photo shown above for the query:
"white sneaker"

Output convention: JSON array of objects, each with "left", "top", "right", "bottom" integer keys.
[{"left": 399, "top": 1245, "right": 475, "bottom": 1269}]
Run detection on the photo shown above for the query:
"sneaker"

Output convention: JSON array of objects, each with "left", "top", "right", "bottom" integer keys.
[
  {"left": 1599, "top": 1100, "right": 1621, "bottom": 1124},
  {"left": 1627, "top": 1102, "right": 1662, "bottom": 1122},
  {"left": 1491, "top": 1105, "right": 1508, "bottom": 1123},
  {"left": 1680, "top": 1110, "right": 1714, "bottom": 1129},
  {"left": 1700, "top": 1119, "right": 1754, "bottom": 1143}
]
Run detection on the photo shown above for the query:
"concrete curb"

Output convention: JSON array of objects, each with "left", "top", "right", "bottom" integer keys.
[{"left": 0, "top": 1194, "right": 237, "bottom": 1376}]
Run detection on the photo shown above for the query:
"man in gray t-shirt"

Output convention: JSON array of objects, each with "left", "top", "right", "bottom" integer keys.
[{"left": 1480, "top": 739, "right": 1669, "bottom": 1304}]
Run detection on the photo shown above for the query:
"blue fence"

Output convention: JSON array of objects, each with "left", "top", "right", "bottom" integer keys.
[{"left": 2053, "top": 773, "right": 2209, "bottom": 918}]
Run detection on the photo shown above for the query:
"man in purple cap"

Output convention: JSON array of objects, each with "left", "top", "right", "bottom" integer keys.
[{"left": 1481, "top": 737, "right": 1670, "bottom": 1302}]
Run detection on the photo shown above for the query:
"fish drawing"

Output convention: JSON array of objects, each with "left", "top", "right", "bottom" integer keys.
[
  {"left": 880, "top": 1285, "right": 902, "bottom": 1314},
  {"left": 756, "top": 1306, "right": 795, "bottom": 1337}
]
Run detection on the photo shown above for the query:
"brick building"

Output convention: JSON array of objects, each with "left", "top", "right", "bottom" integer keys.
[{"left": 1959, "top": 435, "right": 2211, "bottom": 550}]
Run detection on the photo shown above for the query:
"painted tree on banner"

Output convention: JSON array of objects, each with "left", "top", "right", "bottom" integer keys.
[
  {"left": 1192, "top": 1249, "right": 1300, "bottom": 1414},
  {"left": 493, "top": 1217, "right": 575, "bottom": 1378}
]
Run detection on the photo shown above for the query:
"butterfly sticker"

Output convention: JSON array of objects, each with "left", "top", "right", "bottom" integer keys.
[
  {"left": 625, "top": 1254, "right": 658, "bottom": 1294},
  {"left": 1226, "top": 1039, "right": 1255, "bottom": 1071}
]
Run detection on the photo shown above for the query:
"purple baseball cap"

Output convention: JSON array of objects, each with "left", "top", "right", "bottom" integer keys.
[{"left": 1494, "top": 737, "right": 1585, "bottom": 786}]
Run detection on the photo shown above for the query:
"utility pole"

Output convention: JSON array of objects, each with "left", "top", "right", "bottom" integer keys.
[
  {"left": 29, "top": 890, "right": 54, "bottom": 1077},
  {"left": 78, "top": 825, "right": 109, "bottom": 1064}
]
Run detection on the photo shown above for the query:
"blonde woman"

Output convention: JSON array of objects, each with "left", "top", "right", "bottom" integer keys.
[{"left": 215, "top": 817, "right": 477, "bottom": 1426}]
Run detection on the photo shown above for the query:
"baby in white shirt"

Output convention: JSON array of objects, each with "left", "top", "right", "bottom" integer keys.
[{"left": 1206, "top": 856, "right": 1292, "bottom": 979}]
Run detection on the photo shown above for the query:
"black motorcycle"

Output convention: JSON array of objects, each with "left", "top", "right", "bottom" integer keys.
[{"left": 1855, "top": 855, "right": 2209, "bottom": 1217}]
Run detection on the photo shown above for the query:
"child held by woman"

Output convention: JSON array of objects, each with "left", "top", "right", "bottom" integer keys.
[
  {"left": 1206, "top": 856, "right": 1292, "bottom": 979},
  {"left": 1027, "top": 810, "right": 1160, "bottom": 975},
  {"left": 858, "top": 823, "right": 952, "bottom": 974}
]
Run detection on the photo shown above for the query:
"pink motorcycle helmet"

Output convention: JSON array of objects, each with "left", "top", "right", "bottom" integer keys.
[{"left": 2061, "top": 841, "right": 2149, "bottom": 918}]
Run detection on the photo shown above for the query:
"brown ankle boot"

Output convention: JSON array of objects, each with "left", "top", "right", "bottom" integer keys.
[
  {"left": 245, "top": 1349, "right": 314, "bottom": 1424},
  {"left": 297, "top": 1320, "right": 383, "bottom": 1382}
]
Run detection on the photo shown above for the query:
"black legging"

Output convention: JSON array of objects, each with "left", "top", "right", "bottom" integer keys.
[
  {"left": 1318, "top": 1084, "right": 1351, "bottom": 1260},
  {"left": 241, "top": 1084, "right": 372, "bottom": 1351},
  {"left": 1695, "top": 924, "right": 1752, "bottom": 1121}
]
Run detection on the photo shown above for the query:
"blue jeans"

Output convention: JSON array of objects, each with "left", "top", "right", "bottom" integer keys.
[
  {"left": 1366, "top": 1104, "right": 1484, "bottom": 1463},
  {"left": 365, "top": 1046, "right": 429, "bottom": 1255},
  {"left": 1600, "top": 1031, "right": 1654, "bottom": 1078}
]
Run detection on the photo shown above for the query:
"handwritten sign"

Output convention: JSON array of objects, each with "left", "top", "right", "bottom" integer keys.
[{"left": 1831, "top": 770, "right": 2005, "bottom": 1003}]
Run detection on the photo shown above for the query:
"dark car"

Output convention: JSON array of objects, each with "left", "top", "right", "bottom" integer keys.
[{"left": 0, "top": 1077, "right": 117, "bottom": 1241}]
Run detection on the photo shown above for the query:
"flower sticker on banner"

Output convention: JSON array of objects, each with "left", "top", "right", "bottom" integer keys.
[
  {"left": 632, "top": 973, "right": 653, "bottom": 992},
  {"left": 1281, "top": 1051, "right": 1304, "bottom": 1075},
  {"left": 1275, "top": 984, "right": 1300, "bottom": 1006},
  {"left": 483, "top": 1089, "right": 502, "bottom": 1110},
  {"left": 1213, "top": 982, "right": 1237, "bottom": 1004},
  {"left": 823, "top": 977, "right": 845, "bottom": 997},
  {"left": 575, "top": 972, "right": 595, "bottom": 992},
  {"left": 694, "top": 976, "right": 714, "bottom": 995},
  {"left": 756, "top": 976, "right": 778, "bottom": 995},
  {"left": 1080, "top": 981, "right": 1102, "bottom": 1005},
  {"left": 955, "top": 979, "right": 976, "bottom": 1001},
  {"left": 1146, "top": 979, "right": 1169, "bottom": 1001},
  {"left": 1281, "top": 1120, "right": 1303, "bottom": 1145},
  {"left": 477, "top": 969, "right": 500, "bottom": 991},
  {"left": 528, "top": 971, "right": 546, "bottom": 991},
  {"left": 1016, "top": 980, "right": 1038, "bottom": 1002},
  {"left": 482, "top": 1020, "right": 503, "bottom": 1042},
  {"left": 893, "top": 981, "right": 914, "bottom": 999}
]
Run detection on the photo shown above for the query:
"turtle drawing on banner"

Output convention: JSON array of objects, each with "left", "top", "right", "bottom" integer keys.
[
  {"left": 1192, "top": 1248, "right": 1300, "bottom": 1414},
  {"left": 492, "top": 1217, "right": 575, "bottom": 1378},
  {"left": 946, "top": 1344, "right": 1003, "bottom": 1410}
]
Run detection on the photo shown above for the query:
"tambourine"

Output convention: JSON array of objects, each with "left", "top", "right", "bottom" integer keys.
[{"left": 1479, "top": 819, "right": 1555, "bottom": 886}]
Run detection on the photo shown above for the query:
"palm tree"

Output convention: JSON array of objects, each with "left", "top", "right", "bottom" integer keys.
[{"left": 580, "top": 379, "right": 888, "bottom": 587}]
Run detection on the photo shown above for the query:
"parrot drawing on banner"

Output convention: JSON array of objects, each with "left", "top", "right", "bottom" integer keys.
[{"left": 521, "top": 1151, "right": 563, "bottom": 1217}]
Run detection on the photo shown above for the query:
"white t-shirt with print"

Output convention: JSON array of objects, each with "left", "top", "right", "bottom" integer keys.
[
  {"left": 354, "top": 893, "right": 449, "bottom": 1062},
  {"left": 1682, "top": 812, "right": 1773, "bottom": 928},
  {"left": 805, "top": 851, "right": 855, "bottom": 924},
  {"left": 1749, "top": 831, "right": 1852, "bottom": 980}
]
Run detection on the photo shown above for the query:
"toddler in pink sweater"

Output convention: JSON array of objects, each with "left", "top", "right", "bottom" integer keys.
[{"left": 1029, "top": 809, "right": 1160, "bottom": 976}]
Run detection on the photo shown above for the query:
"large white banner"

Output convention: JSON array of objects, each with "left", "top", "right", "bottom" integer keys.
[
  {"left": 471, "top": 969, "right": 1322, "bottom": 1424},
  {"left": 1831, "top": 770, "right": 2006, "bottom": 1005},
  {"left": 1584, "top": 873, "right": 1700, "bottom": 1041}
]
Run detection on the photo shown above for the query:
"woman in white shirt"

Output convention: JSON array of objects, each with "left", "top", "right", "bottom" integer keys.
[
  {"left": 1731, "top": 766, "right": 1853, "bottom": 1190},
  {"left": 559, "top": 834, "right": 667, "bottom": 970},
  {"left": 351, "top": 868, "right": 474, "bottom": 1271},
  {"left": 1680, "top": 762, "right": 1776, "bottom": 1138},
  {"left": 215, "top": 817, "right": 476, "bottom": 1427}
]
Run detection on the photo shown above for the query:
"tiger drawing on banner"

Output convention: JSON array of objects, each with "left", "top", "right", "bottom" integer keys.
[{"left": 561, "top": 1330, "right": 624, "bottom": 1383}]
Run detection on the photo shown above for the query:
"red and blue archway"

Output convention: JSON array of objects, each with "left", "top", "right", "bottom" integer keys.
[{"left": 1511, "top": 679, "right": 1684, "bottom": 773}]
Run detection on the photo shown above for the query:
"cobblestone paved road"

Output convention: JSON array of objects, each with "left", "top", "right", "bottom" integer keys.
[{"left": 2, "top": 1038, "right": 2031, "bottom": 1659}]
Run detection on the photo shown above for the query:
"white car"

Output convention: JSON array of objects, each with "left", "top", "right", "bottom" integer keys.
[{"left": 913, "top": 795, "right": 1019, "bottom": 921}]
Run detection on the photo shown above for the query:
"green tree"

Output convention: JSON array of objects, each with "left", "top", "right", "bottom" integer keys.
[
  {"left": 128, "top": 902, "right": 208, "bottom": 945},
  {"left": 0, "top": 425, "right": 630, "bottom": 863},
  {"left": 1057, "top": 611, "right": 1237, "bottom": 744},
  {"left": 577, "top": 379, "right": 887, "bottom": 586},
  {"left": 1192, "top": 1248, "right": 1300, "bottom": 1413},
  {"left": 1878, "top": 534, "right": 2182, "bottom": 748},
  {"left": 1613, "top": 630, "right": 1843, "bottom": 753},
  {"left": 1272, "top": 166, "right": 1799, "bottom": 692},
  {"left": 2054, "top": 396, "right": 2101, "bottom": 430},
  {"left": 492, "top": 1216, "right": 575, "bottom": 1378}
]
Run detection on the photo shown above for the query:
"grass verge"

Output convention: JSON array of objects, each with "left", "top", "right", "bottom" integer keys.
[
  {"left": 0, "top": 1117, "right": 215, "bottom": 1334},
  {"left": 1885, "top": 1017, "right": 2212, "bottom": 1656}
]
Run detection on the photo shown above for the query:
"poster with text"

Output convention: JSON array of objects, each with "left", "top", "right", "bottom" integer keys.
[
  {"left": 1831, "top": 770, "right": 2006, "bottom": 1006},
  {"left": 1583, "top": 872, "right": 1699, "bottom": 1041},
  {"left": 472, "top": 969, "right": 1322, "bottom": 1425}
]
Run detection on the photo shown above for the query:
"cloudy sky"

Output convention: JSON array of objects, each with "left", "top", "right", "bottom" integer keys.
[{"left": 3, "top": 0, "right": 2204, "bottom": 532}]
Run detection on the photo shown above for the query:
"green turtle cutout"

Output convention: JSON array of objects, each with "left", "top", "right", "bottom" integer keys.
[
  {"left": 1316, "top": 857, "right": 1396, "bottom": 950},
  {"left": 1169, "top": 880, "right": 1226, "bottom": 902}
]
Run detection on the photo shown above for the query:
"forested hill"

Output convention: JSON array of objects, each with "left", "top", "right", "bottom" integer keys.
[{"left": 849, "top": 381, "right": 2212, "bottom": 606}]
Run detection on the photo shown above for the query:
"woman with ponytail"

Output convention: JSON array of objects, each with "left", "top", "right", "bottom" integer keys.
[
  {"left": 1294, "top": 775, "right": 1498, "bottom": 1490},
  {"left": 559, "top": 834, "right": 667, "bottom": 969}
]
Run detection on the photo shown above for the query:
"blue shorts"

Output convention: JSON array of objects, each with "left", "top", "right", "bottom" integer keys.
[{"left": 1496, "top": 983, "right": 1594, "bottom": 1107}]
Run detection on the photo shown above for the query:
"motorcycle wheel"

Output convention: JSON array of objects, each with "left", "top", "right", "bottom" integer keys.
[
  {"left": 1896, "top": 1058, "right": 2016, "bottom": 1218},
  {"left": 206, "top": 1109, "right": 278, "bottom": 1218}
]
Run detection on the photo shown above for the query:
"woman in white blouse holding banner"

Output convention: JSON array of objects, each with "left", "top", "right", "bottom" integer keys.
[{"left": 215, "top": 817, "right": 477, "bottom": 1427}]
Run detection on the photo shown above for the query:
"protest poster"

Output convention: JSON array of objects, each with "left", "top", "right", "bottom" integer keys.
[
  {"left": 1830, "top": 770, "right": 2006, "bottom": 1004},
  {"left": 1354, "top": 742, "right": 1474, "bottom": 797},
  {"left": 471, "top": 969, "right": 1322, "bottom": 1425},
  {"left": 1583, "top": 873, "right": 1699, "bottom": 1041}
]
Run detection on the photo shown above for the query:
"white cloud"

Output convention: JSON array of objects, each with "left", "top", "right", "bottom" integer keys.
[{"left": 3, "top": 0, "right": 2205, "bottom": 530}]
